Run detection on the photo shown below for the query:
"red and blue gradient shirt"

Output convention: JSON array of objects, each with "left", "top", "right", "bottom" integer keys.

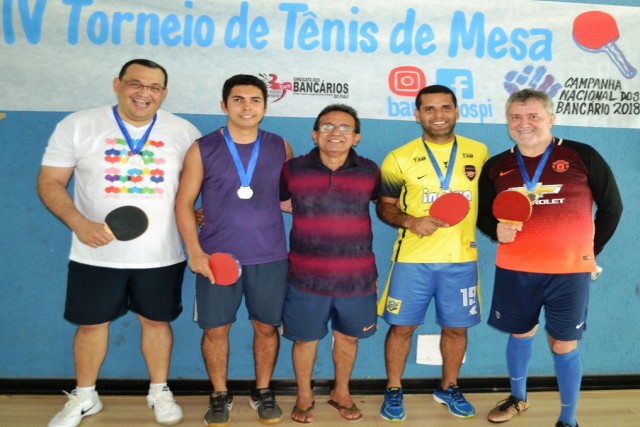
[{"left": 478, "top": 138, "right": 622, "bottom": 274}]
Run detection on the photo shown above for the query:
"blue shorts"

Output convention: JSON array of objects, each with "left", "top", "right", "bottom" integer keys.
[
  {"left": 488, "top": 267, "right": 590, "bottom": 341},
  {"left": 381, "top": 261, "right": 481, "bottom": 328},
  {"left": 282, "top": 284, "right": 378, "bottom": 341},
  {"left": 65, "top": 260, "right": 186, "bottom": 325},
  {"left": 194, "top": 259, "right": 287, "bottom": 329}
]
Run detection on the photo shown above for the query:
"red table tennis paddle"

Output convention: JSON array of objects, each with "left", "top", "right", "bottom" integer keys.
[
  {"left": 104, "top": 206, "right": 148, "bottom": 241},
  {"left": 429, "top": 192, "right": 470, "bottom": 226},
  {"left": 208, "top": 252, "right": 242, "bottom": 286},
  {"left": 492, "top": 190, "right": 532, "bottom": 224},
  {"left": 573, "top": 10, "right": 637, "bottom": 79}
]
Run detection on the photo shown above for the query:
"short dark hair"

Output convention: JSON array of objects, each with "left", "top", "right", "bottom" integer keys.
[
  {"left": 119, "top": 59, "right": 168, "bottom": 87},
  {"left": 222, "top": 74, "right": 268, "bottom": 105},
  {"left": 313, "top": 104, "right": 361, "bottom": 134},
  {"left": 415, "top": 84, "right": 458, "bottom": 109}
]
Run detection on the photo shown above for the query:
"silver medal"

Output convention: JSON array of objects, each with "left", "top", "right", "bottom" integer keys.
[
  {"left": 128, "top": 154, "right": 143, "bottom": 166},
  {"left": 237, "top": 186, "right": 253, "bottom": 199}
]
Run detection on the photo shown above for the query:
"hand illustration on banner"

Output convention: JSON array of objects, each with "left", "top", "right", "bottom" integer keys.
[{"left": 503, "top": 65, "right": 562, "bottom": 97}]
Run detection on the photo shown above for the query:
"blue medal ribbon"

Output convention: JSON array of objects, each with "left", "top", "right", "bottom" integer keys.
[
  {"left": 223, "top": 126, "right": 262, "bottom": 190},
  {"left": 112, "top": 105, "right": 157, "bottom": 156},
  {"left": 515, "top": 139, "right": 554, "bottom": 199},
  {"left": 422, "top": 136, "right": 457, "bottom": 191}
]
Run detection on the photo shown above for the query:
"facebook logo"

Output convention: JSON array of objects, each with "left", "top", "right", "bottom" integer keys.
[{"left": 436, "top": 69, "right": 474, "bottom": 99}]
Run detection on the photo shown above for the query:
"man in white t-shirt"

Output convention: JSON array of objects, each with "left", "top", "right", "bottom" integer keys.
[{"left": 38, "top": 59, "right": 201, "bottom": 427}]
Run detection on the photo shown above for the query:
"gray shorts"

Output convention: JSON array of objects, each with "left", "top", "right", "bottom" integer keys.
[{"left": 193, "top": 259, "right": 288, "bottom": 329}]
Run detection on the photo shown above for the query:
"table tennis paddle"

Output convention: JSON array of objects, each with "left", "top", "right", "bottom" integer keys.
[
  {"left": 573, "top": 10, "right": 637, "bottom": 79},
  {"left": 492, "top": 190, "right": 532, "bottom": 224},
  {"left": 429, "top": 192, "right": 470, "bottom": 226},
  {"left": 208, "top": 252, "right": 242, "bottom": 286},
  {"left": 104, "top": 206, "right": 148, "bottom": 241}
]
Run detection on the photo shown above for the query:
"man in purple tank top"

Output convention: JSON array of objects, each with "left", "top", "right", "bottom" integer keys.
[{"left": 175, "top": 75, "right": 293, "bottom": 427}]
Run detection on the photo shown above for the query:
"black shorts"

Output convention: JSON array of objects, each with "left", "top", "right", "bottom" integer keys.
[{"left": 64, "top": 261, "right": 186, "bottom": 325}]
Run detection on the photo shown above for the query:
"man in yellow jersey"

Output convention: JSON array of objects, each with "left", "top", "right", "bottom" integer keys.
[{"left": 377, "top": 85, "right": 488, "bottom": 421}]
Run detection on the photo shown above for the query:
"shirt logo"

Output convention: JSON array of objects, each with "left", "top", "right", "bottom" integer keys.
[
  {"left": 499, "top": 169, "right": 514, "bottom": 177},
  {"left": 465, "top": 165, "right": 477, "bottom": 180},
  {"left": 552, "top": 159, "right": 570, "bottom": 173}
]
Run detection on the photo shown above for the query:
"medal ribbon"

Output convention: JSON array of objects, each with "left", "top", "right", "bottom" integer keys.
[
  {"left": 515, "top": 139, "right": 554, "bottom": 194},
  {"left": 422, "top": 136, "right": 457, "bottom": 191},
  {"left": 112, "top": 105, "right": 157, "bottom": 156},
  {"left": 223, "top": 126, "right": 262, "bottom": 189}
]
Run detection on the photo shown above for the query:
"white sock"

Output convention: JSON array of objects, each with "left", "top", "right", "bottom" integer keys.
[
  {"left": 75, "top": 386, "right": 96, "bottom": 399},
  {"left": 149, "top": 382, "right": 168, "bottom": 393}
]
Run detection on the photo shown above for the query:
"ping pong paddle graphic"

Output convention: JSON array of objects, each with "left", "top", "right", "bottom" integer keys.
[
  {"left": 208, "top": 252, "right": 242, "bottom": 286},
  {"left": 104, "top": 206, "right": 149, "bottom": 241},
  {"left": 492, "top": 190, "right": 532, "bottom": 224},
  {"left": 429, "top": 192, "right": 470, "bottom": 226},
  {"left": 573, "top": 11, "right": 637, "bottom": 79}
]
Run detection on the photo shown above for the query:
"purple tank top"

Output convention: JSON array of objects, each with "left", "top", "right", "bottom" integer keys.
[{"left": 197, "top": 128, "right": 287, "bottom": 265}]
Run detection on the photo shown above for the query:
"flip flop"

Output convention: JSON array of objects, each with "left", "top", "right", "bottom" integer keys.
[
  {"left": 327, "top": 399, "right": 363, "bottom": 423},
  {"left": 291, "top": 401, "right": 315, "bottom": 424}
]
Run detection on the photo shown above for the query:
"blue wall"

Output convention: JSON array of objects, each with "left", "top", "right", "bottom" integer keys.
[
  {"left": 1, "top": 0, "right": 638, "bottom": 383},
  {"left": 0, "top": 107, "right": 638, "bottom": 381}
]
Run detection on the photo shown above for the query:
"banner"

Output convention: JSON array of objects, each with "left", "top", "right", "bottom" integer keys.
[{"left": 1, "top": 0, "right": 638, "bottom": 128}]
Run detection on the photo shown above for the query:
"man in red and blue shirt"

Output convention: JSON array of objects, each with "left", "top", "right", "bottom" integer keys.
[{"left": 280, "top": 104, "right": 380, "bottom": 424}]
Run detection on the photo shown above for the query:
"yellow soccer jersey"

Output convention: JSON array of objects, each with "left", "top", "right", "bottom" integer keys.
[{"left": 380, "top": 135, "right": 488, "bottom": 263}]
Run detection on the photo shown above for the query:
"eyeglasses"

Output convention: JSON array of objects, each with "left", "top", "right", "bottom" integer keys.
[
  {"left": 318, "top": 123, "right": 356, "bottom": 134},
  {"left": 121, "top": 79, "right": 165, "bottom": 94}
]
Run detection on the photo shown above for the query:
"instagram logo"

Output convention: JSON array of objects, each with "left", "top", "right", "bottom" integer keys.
[{"left": 388, "top": 66, "right": 426, "bottom": 97}]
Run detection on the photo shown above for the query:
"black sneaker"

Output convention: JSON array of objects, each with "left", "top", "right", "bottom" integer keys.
[
  {"left": 250, "top": 388, "right": 283, "bottom": 424},
  {"left": 555, "top": 422, "right": 579, "bottom": 427},
  {"left": 204, "top": 392, "right": 233, "bottom": 427}
]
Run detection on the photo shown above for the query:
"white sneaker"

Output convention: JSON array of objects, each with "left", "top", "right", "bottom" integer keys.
[
  {"left": 48, "top": 390, "right": 103, "bottom": 427},
  {"left": 147, "top": 386, "right": 184, "bottom": 425}
]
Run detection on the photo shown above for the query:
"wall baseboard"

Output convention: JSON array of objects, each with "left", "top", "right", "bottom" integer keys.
[{"left": 1, "top": 375, "right": 638, "bottom": 396}]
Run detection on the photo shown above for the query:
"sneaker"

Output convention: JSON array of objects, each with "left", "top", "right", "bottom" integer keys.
[
  {"left": 380, "top": 387, "right": 406, "bottom": 422},
  {"left": 147, "top": 386, "right": 183, "bottom": 425},
  {"left": 48, "top": 390, "right": 103, "bottom": 427},
  {"left": 204, "top": 392, "right": 233, "bottom": 427},
  {"left": 555, "top": 422, "right": 579, "bottom": 427},
  {"left": 433, "top": 384, "right": 475, "bottom": 418},
  {"left": 487, "top": 395, "right": 529, "bottom": 423},
  {"left": 249, "top": 388, "right": 283, "bottom": 424}
]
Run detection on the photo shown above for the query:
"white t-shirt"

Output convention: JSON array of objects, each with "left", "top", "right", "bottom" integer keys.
[{"left": 41, "top": 106, "right": 201, "bottom": 268}]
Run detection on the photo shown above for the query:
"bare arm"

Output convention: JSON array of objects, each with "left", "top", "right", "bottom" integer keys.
[
  {"left": 279, "top": 139, "right": 294, "bottom": 212},
  {"left": 37, "top": 165, "right": 114, "bottom": 247},
  {"left": 283, "top": 138, "right": 294, "bottom": 160},
  {"left": 376, "top": 195, "right": 447, "bottom": 237},
  {"left": 175, "top": 142, "right": 214, "bottom": 283}
]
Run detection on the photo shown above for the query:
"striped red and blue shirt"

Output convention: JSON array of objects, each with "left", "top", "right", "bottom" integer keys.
[{"left": 281, "top": 147, "right": 380, "bottom": 296}]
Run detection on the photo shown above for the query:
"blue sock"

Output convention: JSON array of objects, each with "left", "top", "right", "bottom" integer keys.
[
  {"left": 554, "top": 349, "right": 582, "bottom": 427},
  {"left": 506, "top": 335, "right": 534, "bottom": 401}
]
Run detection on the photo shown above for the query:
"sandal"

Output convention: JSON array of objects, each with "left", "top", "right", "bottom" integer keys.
[
  {"left": 291, "top": 401, "right": 315, "bottom": 424},
  {"left": 327, "top": 399, "right": 363, "bottom": 423}
]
